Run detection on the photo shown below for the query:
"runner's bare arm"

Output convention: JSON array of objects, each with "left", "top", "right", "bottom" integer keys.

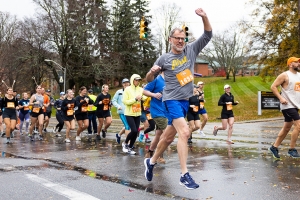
[
  {"left": 195, "top": 8, "right": 212, "bottom": 32},
  {"left": 271, "top": 73, "right": 288, "bottom": 104}
]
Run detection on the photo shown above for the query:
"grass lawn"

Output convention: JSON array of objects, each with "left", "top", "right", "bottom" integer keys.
[{"left": 107, "top": 76, "right": 283, "bottom": 122}]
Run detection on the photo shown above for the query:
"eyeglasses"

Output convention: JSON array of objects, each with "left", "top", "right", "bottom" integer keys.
[
  {"left": 170, "top": 37, "right": 185, "bottom": 41},
  {"left": 134, "top": 79, "right": 141, "bottom": 81}
]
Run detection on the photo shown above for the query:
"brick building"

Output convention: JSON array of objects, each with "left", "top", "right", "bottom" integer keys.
[{"left": 194, "top": 57, "right": 213, "bottom": 77}]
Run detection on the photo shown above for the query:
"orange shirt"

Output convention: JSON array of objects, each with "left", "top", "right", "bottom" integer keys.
[{"left": 43, "top": 94, "right": 49, "bottom": 112}]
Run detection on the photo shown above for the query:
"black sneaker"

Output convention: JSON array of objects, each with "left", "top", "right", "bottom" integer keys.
[
  {"left": 188, "top": 138, "right": 193, "bottom": 144},
  {"left": 39, "top": 134, "right": 43, "bottom": 141},
  {"left": 102, "top": 130, "right": 106, "bottom": 138},
  {"left": 145, "top": 138, "right": 151, "bottom": 143},
  {"left": 43, "top": 129, "right": 47, "bottom": 133},
  {"left": 116, "top": 133, "right": 121, "bottom": 144},
  {"left": 96, "top": 134, "right": 101, "bottom": 141},
  {"left": 288, "top": 148, "right": 300, "bottom": 158},
  {"left": 269, "top": 145, "right": 280, "bottom": 159},
  {"left": 6, "top": 138, "right": 11, "bottom": 144},
  {"left": 1, "top": 132, "right": 5, "bottom": 137},
  {"left": 28, "top": 135, "right": 34, "bottom": 141}
]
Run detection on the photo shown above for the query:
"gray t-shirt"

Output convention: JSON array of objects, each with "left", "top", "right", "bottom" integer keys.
[{"left": 154, "top": 30, "right": 212, "bottom": 101}]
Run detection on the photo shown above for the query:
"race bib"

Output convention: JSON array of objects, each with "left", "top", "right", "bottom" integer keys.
[
  {"left": 200, "top": 102, "right": 204, "bottom": 107},
  {"left": 67, "top": 109, "right": 74, "bottom": 116},
  {"left": 7, "top": 102, "right": 15, "bottom": 108},
  {"left": 146, "top": 113, "right": 152, "bottom": 120},
  {"left": 176, "top": 69, "right": 194, "bottom": 86},
  {"left": 81, "top": 106, "right": 88, "bottom": 112},
  {"left": 33, "top": 107, "right": 40, "bottom": 113},
  {"left": 24, "top": 106, "right": 29, "bottom": 111},
  {"left": 227, "top": 104, "right": 232, "bottom": 111},
  {"left": 294, "top": 82, "right": 300, "bottom": 91},
  {"left": 132, "top": 104, "right": 141, "bottom": 113},
  {"left": 89, "top": 105, "right": 93, "bottom": 110},
  {"left": 103, "top": 105, "right": 109, "bottom": 111},
  {"left": 193, "top": 106, "right": 199, "bottom": 112}
]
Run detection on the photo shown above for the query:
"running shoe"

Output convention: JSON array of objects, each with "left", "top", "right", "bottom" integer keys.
[
  {"left": 116, "top": 133, "right": 121, "bottom": 144},
  {"left": 56, "top": 133, "right": 62, "bottom": 137},
  {"left": 187, "top": 138, "right": 193, "bottom": 144},
  {"left": 64, "top": 138, "right": 71, "bottom": 143},
  {"left": 269, "top": 145, "right": 280, "bottom": 159},
  {"left": 122, "top": 144, "right": 129, "bottom": 153},
  {"left": 179, "top": 172, "right": 199, "bottom": 189},
  {"left": 33, "top": 129, "right": 39, "bottom": 135},
  {"left": 96, "top": 134, "right": 101, "bottom": 141},
  {"left": 288, "top": 148, "right": 300, "bottom": 158},
  {"left": 213, "top": 127, "right": 218, "bottom": 136},
  {"left": 43, "top": 128, "right": 47, "bottom": 133},
  {"left": 199, "top": 130, "right": 206, "bottom": 137},
  {"left": 144, "top": 158, "right": 155, "bottom": 181},
  {"left": 145, "top": 138, "right": 151, "bottom": 143},
  {"left": 39, "top": 134, "right": 43, "bottom": 141},
  {"left": 102, "top": 129, "right": 106, "bottom": 138},
  {"left": 52, "top": 127, "right": 56, "bottom": 134},
  {"left": 128, "top": 148, "right": 136, "bottom": 155},
  {"left": 75, "top": 136, "right": 81, "bottom": 141},
  {"left": 1, "top": 132, "right": 5, "bottom": 137},
  {"left": 6, "top": 138, "right": 11, "bottom": 144},
  {"left": 28, "top": 134, "right": 34, "bottom": 141}
]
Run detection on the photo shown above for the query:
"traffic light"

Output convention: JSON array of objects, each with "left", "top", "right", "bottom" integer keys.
[
  {"left": 182, "top": 25, "right": 189, "bottom": 42},
  {"left": 140, "top": 17, "right": 148, "bottom": 39}
]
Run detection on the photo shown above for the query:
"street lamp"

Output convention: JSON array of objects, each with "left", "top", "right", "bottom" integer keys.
[{"left": 44, "top": 59, "right": 66, "bottom": 92}]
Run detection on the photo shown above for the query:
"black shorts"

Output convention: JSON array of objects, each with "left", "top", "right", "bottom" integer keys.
[
  {"left": 30, "top": 108, "right": 44, "bottom": 118},
  {"left": 75, "top": 112, "right": 88, "bottom": 121},
  {"left": 0, "top": 112, "right": 2, "bottom": 116},
  {"left": 186, "top": 111, "right": 200, "bottom": 121},
  {"left": 282, "top": 108, "right": 300, "bottom": 122},
  {"left": 44, "top": 111, "right": 51, "bottom": 118},
  {"left": 63, "top": 113, "right": 74, "bottom": 121},
  {"left": 2, "top": 109, "right": 17, "bottom": 120},
  {"left": 221, "top": 112, "right": 234, "bottom": 119},
  {"left": 96, "top": 111, "right": 111, "bottom": 118}
]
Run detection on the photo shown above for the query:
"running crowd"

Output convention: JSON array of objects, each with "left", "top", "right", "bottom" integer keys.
[{"left": 1, "top": 7, "right": 300, "bottom": 191}]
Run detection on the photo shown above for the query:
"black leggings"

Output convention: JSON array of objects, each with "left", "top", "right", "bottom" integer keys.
[
  {"left": 56, "top": 112, "right": 64, "bottom": 132},
  {"left": 144, "top": 119, "right": 155, "bottom": 134},
  {"left": 125, "top": 116, "right": 140, "bottom": 148}
]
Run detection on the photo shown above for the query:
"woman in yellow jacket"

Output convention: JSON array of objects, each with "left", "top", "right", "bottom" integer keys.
[{"left": 122, "top": 74, "right": 145, "bottom": 155}]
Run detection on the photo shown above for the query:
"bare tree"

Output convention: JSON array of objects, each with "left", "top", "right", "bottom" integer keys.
[
  {"left": 153, "top": 2, "right": 181, "bottom": 54},
  {"left": 0, "top": 12, "right": 19, "bottom": 90},
  {"left": 201, "top": 27, "right": 249, "bottom": 81}
]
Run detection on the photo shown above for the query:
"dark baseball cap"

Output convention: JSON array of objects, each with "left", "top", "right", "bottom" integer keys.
[{"left": 88, "top": 89, "right": 93, "bottom": 93}]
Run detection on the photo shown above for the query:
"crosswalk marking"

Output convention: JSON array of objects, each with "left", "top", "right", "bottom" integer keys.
[{"left": 26, "top": 174, "right": 100, "bottom": 200}]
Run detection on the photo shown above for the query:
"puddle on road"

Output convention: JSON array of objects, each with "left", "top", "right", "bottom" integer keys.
[
  {"left": 1, "top": 151, "right": 183, "bottom": 199},
  {"left": 2, "top": 137, "right": 300, "bottom": 198}
]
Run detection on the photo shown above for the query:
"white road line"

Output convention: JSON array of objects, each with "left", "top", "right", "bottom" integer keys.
[{"left": 26, "top": 174, "right": 100, "bottom": 200}]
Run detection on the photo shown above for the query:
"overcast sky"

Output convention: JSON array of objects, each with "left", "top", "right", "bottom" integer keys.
[{"left": 0, "top": 0, "right": 253, "bottom": 37}]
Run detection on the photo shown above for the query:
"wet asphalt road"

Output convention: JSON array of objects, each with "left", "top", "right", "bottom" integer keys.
[{"left": 0, "top": 118, "right": 300, "bottom": 200}]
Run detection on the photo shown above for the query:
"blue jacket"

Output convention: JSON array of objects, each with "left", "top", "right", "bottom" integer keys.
[{"left": 112, "top": 88, "right": 126, "bottom": 115}]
